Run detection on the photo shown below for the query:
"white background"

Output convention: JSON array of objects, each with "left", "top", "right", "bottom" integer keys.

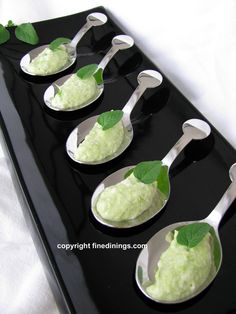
[{"left": 0, "top": 1, "right": 235, "bottom": 313}]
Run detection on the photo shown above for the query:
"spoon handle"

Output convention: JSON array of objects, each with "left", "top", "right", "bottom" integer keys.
[
  {"left": 162, "top": 119, "right": 211, "bottom": 168},
  {"left": 98, "top": 35, "right": 134, "bottom": 70},
  {"left": 161, "top": 134, "right": 192, "bottom": 168},
  {"left": 70, "top": 23, "right": 92, "bottom": 48},
  {"left": 98, "top": 46, "right": 119, "bottom": 70},
  {"left": 70, "top": 13, "right": 107, "bottom": 48},
  {"left": 122, "top": 70, "right": 163, "bottom": 120},
  {"left": 122, "top": 84, "right": 147, "bottom": 117},
  {"left": 205, "top": 163, "right": 236, "bottom": 229}
]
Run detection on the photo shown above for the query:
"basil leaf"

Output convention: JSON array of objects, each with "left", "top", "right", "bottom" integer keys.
[
  {"left": 0, "top": 24, "right": 10, "bottom": 45},
  {"left": 76, "top": 64, "right": 98, "bottom": 79},
  {"left": 97, "top": 110, "right": 123, "bottom": 130},
  {"left": 156, "top": 165, "right": 170, "bottom": 197},
  {"left": 133, "top": 161, "right": 162, "bottom": 184},
  {"left": 49, "top": 37, "right": 70, "bottom": 51},
  {"left": 15, "top": 23, "right": 39, "bottom": 45},
  {"left": 177, "top": 222, "right": 211, "bottom": 248},
  {"left": 124, "top": 168, "right": 134, "bottom": 179},
  {"left": 6, "top": 20, "right": 15, "bottom": 27}
]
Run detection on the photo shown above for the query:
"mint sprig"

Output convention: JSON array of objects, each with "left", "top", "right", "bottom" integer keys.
[
  {"left": 177, "top": 222, "right": 211, "bottom": 248},
  {"left": 124, "top": 161, "right": 170, "bottom": 197},
  {"left": 76, "top": 64, "right": 103, "bottom": 85},
  {"left": 77, "top": 64, "right": 98, "bottom": 79},
  {"left": 0, "top": 21, "right": 39, "bottom": 46},
  {"left": 49, "top": 37, "right": 70, "bottom": 51},
  {"left": 6, "top": 20, "right": 15, "bottom": 27},
  {"left": 133, "top": 161, "right": 162, "bottom": 184},
  {"left": 97, "top": 110, "right": 123, "bottom": 130},
  {"left": 0, "top": 24, "right": 10, "bottom": 44},
  {"left": 15, "top": 23, "right": 39, "bottom": 45}
]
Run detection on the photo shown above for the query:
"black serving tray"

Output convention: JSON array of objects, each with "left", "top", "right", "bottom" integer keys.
[{"left": 1, "top": 6, "right": 236, "bottom": 314}]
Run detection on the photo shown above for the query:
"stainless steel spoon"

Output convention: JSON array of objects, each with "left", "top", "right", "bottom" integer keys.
[
  {"left": 91, "top": 119, "right": 211, "bottom": 228},
  {"left": 136, "top": 162, "right": 236, "bottom": 304},
  {"left": 44, "top": 35, "right": 134, "bottom": 111},
  {"left": 66, "top": 70, "right": 163, "bottom": 164},
  {"left": 20, "top": 12, "right": 108, "bottom": 76}
]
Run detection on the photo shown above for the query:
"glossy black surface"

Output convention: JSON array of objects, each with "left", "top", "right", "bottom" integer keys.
[{"left": 0, "top": 7, "right": 236, "bottom": 314}]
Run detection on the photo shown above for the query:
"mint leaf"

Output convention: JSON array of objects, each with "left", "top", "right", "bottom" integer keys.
[
  {"left": 177, "top": 222, "right": 211, "bottom": 248},
  {"left": 131, "top": 161, "right": 169, "bottom": 191},
  {"left": 77, "top": 64, "right": 103, "bottom": 84},
  {"left": 6, "top": 20, "right": 15, "bottom": 27},
  {"left": 157, "top": 165, "right": 170, "bottom": 197},
  {"left": 15, "top": 23, "right": 39, "bottom": 45},
  {"left": 133, "top": 161, "right": 162, "bottom": 184},
  {"left": 0, "top": 24, "right": 10, "bottom": 44},
  {"left": 124, "top": 168, "right": 134, "bottom": 179},
  {"left": 49, "top": 37, "right": 70, "bottom": 51},
  {"left": 97, "top": 110, "right": 123, "bottom": 130},
  {"left": 77, "top": 64, "right": 98, "bottom": 79},
  {"left": 93, "top": 67, "right": 103, "bottom": 85}
]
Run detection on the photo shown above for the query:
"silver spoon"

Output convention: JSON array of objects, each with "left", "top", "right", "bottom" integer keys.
[
  {"left": 44, "top": 35, "right": 134, "bottom": 111},
  {"left": 66, "top": 70, "right": 163, "bottom": 164},
  {"left": 91, "top": 119, "right": 211, "bottom": 228},
  {"left": 136, "top": 162, "right": 236, "bottom": 304},
  {"left": 20, "top": 12, "right": 108, "bottom": 76}
]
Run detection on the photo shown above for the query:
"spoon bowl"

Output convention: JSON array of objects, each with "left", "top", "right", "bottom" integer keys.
[
  {"left": 90, "top": 119, "right": 211, "bottom": 228},
  {"left": 136, "top": 163, "right": 236, "bottom": 304},
  {"left": 20, "top": 12, "right": 107, "bottom": 76},
  {"left": 44, "top": 74, "right": 104, "bottom": 111},
  {"left": 135, "top": 220, "right": 220, "bottom": 304},
  {"left": 20, "top": 44, "right": 77, "bottom": 76},
  {"left": 66, "top": 116, "right": 132, "bottom": 164},
  {"left": 91, "top": 166, "right": 167, "bottom": 228},
  {"left": 44, "top": 35, "right": 134, "bottom": 111},
  {"left": 66, "top": 70, "right": 163, "bottom": 164}
]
